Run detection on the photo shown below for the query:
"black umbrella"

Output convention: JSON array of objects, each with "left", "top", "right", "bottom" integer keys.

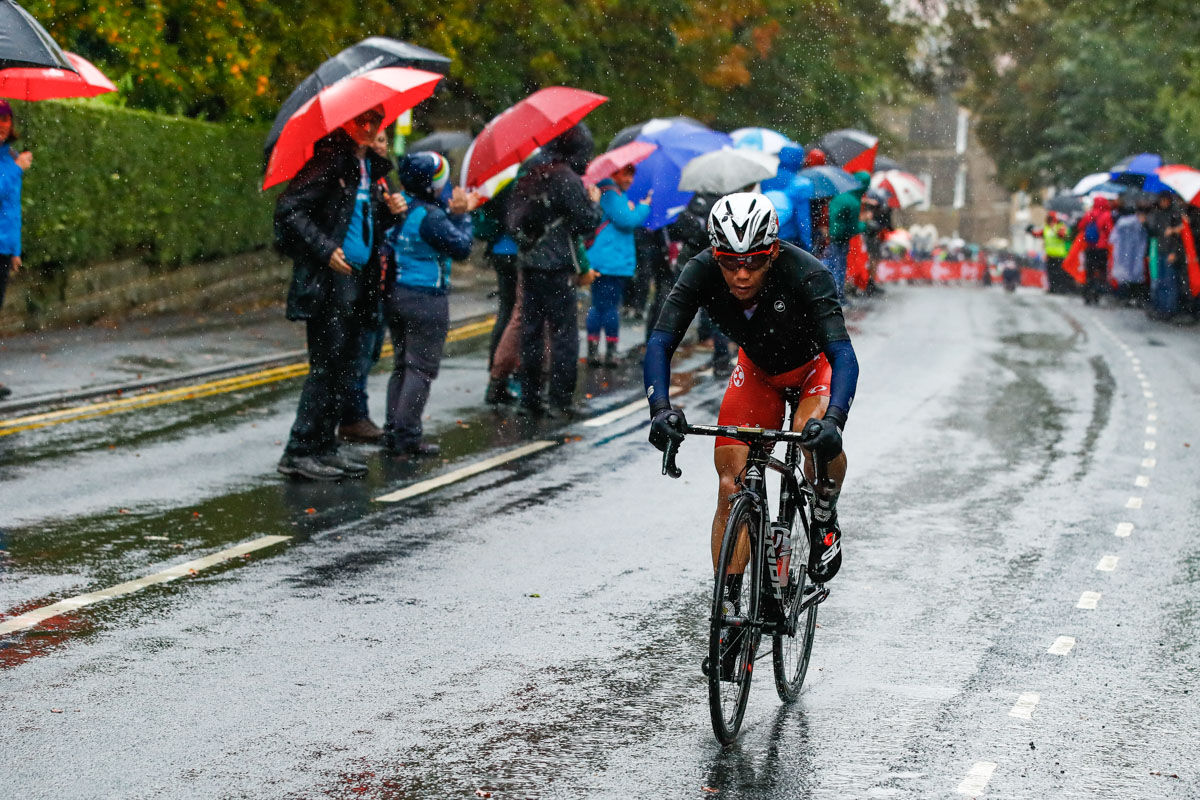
[
  {"left": 609, "top": 116, "right": 706, "bottom": 150},
  {"left": 1044, "top": 194, "right": 1084, "bottom": 214},
  {"left": 409, "top": 130, "right": 472, "bottom": 156},
  {"left": 873, "top": 155, "right": 904, "bottom": 173},
  {"left": 265, "top": 37, "right": 450, "bottom": 157},
  {"left": 817, "top": 129, "right": 879, "bottom": 172},
  {"left": 0, "top": 0, "right": 74, "bottom": 71}
]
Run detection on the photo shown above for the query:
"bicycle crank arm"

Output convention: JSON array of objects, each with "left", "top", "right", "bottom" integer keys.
[{"left": 798, "top": 585, "right": 830, "bottom": 613}]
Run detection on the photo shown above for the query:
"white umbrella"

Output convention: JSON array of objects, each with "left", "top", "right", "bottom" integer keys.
[
  {"left": 678, "top": 148, "right": 778, "bottom": 194},
  {"left": 1071, "top": 172, "right": 1114, "bottom": 196},
  {"left": 730, "top": 127, "right": 799, "bottom": 155}
]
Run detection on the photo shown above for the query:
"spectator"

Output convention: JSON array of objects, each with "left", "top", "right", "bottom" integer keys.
[
  {"left": 1110, "top": 208, "right": 1148, "bottom": 305},
  {"left": 1079, "top": 196, "right": 1113, "bottom": 306},
  {"left": 0, "top": 100, "right": 31, "bottom": 401},
  {"left": 382, "top": 152, "right": 478, "bottom": 456},
  {"left": 761, "top": 146, "right": 814, "bottom": 251},
  {"left": 667, "top": 191, "right": 731, "bottom": 372},
  {"left": 804, "top": 148, "right": 830, "bottom": 258},
  {"left": 475, "top": 181, "right": 521, "bottom": 404},
  {"left": 1145, "top": 191, "right": 1185, "bottom": 319},
  {"left": 585, "top": 165, "right": 651, "bottom": 366},
  {"left": 339, "top": 129, "right": 406, "bottom": 443},
  {"left": 824, "top": 170, "right": 869, "bottom": 305},
  {"left": 861, "top": 187, "right": 893, "bottom": 295},
  {"left": 636, "top": 227, "right": 674, "bottom": 343},
  {"left": 506, "top": 123, "right": 602, "bottom": 418},
  {"left": 274, "top": 106, "right": 406, "bottom": 481},
  {"left": 1036, "top": 212, "right": 1072, "bottom": 294}
]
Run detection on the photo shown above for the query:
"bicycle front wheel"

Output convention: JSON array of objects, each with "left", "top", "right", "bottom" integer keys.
[
  {"left": 708, "top": 496, "right": 761, "bottom": 745},
  {"left": 773, "top": 500, "right": 818, "bottom": 703}
]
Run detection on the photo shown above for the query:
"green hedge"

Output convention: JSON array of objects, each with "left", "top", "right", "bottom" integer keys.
[{"left": 15, "top": 100, "right": 273, "bottom": 268}]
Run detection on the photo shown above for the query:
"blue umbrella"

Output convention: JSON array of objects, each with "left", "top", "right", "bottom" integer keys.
[
  {"left": 626, "top": 122, "right": 732, "bottom": 229},
  {"left": 730, "top": 127, "right": 800, "bottom": 155},
  {"left": 1110, "top": 152, "right": 1168, "bottom": 193},
  {"left": 798, "top": 165, "right": 859, "bottom": 198}
]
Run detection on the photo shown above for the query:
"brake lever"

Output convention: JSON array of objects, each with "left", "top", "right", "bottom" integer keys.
[{"left": 662, "top": 438, "right": 683, "bottom": 479}]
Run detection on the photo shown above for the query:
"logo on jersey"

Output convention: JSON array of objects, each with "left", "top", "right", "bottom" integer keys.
[
  {"left": 808, "top": 384, "right": 829, "bottom": 394},
  {"left": 730, "top": 365, "right": 745, "bottom": 388},
  {"left": 774, "top": 300, "right": 786, "bottom": 312}
]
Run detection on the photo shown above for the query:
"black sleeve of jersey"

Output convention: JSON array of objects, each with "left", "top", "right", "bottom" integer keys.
[{"left": 651, "top": 251, "right": 709, "bottom": 338}]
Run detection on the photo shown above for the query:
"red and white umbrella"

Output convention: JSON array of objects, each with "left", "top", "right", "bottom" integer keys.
[
  {"left": 1156, "top": 164, "right": 1200, "bottom": 206},
  {"left": 264, "top": 66, "right": 443, "bottom": 190},
  {"left": 818, "top": 129, "right": 879, "bottom": 173},
  {"left": 584, "top": 140, "right": 656, "bottom": 186},
  {"left": 462, "top": 86, "right": 607, "bottom": 190},
  {"left": 0, "top": 51, "right": 115, "bottom": 101},
  {"left": 871, "top": 170, "right": 926, "bottom": 209}
]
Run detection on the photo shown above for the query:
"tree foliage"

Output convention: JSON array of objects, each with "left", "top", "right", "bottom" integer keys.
[
  {"left": 27, "top": 0, "right": 918, "bottom": 142},
  {"left": 940, "top": 0, "right": 1200, "bottom": 190}
]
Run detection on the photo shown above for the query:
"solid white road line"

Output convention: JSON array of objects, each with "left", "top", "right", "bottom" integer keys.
[
  {"left": 1142, "top": 458, "right": 1156, "bottom": 469},
  {"left": 1048, "top": 636, "right": 1076, "bottom": 656},
  {"left": 1135, "top": 475, "right": 1150, "bottom": 488},
  {"left": 581, "top": 398, "right": 650, "bottom": 428},
  {"left": 1115, "top": 522, "right": 1134, "bottom": 538},
  {"left": 957, "top": 762, "right": 997, "bottom": 795},
  {"left": 1077, "top": 591, "right": 1102, "bottom": 610},
  {"left": 1125, "top": 497, "right": 1143, "bottom": 509},
  {"left": 1097, "top": 555, "right": 1119, "bottom": 572},
  {"left": 374, "top": 440, "right": 558, "bottom": 503},
  {"left": 1009, "top": 692, "right": 1040, "bottom": 719},
  {"left": 0, "top": 535, "right": 291, "bottom": 636}
]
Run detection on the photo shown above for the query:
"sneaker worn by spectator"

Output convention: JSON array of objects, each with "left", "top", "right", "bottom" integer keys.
[
  {"left": 383, "top": 436, "right": 440, "bottom": 457},
  {"left": 319, "top": 450, "right": 367, "bottom": 477},
  {"left": 0, "top": 384, "right": 10, "bottom": 401},
  {"left": 338, "top": 417, "right": 384, "bottom": 443},
  {"left": 277, "top": 454, "right": 351, "bottom": 481},
  {"left": 484, "top": 377, "right": 517, "bottom": 405}
]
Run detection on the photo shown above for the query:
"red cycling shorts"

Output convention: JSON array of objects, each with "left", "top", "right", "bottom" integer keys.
[{"left": 715, "top": 349, "right": 831, "bottom": 448}]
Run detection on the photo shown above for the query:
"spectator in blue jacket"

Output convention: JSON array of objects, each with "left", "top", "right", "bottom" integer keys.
[
  {"left": 382, "top": 152, "right": 478, "bottom": 456},
  {"left": 0, "top": 100, "right": 31, "bottom": 401},
  {"left": 584, "top": 165, "right": 651, "bottom": 366},
  {"left": 761, "top": 146, "right": 813, "bottom": 251}
]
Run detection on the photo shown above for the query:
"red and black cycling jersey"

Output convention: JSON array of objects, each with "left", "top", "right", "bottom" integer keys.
[
  {"left": 644, "top": 241, "right": 858, "bottom": 425},
  {"left": 653, "top": 242, "right": 850, "bottom": 374}
]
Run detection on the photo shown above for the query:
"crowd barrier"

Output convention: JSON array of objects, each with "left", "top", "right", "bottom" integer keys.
[{"left": 874, "top": 260, "right": 1048, "bottom": 289}]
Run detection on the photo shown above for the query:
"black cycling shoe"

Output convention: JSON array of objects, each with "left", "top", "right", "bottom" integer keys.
[{"left": 808, "top": 515, "right": 843, "bottom": 583}]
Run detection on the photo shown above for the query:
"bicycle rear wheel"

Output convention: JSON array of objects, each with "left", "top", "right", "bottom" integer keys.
[
  {"left": 772, "top": 500, "right": 818, "bottom": 703},
  {"left": 708, "top": 496, "right": 762, "bottom": 745}
]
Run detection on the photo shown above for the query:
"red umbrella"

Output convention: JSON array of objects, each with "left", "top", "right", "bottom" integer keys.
[
  {"left": 583, "top": 140, "right": 657, "bottom": 186},
  {"left": 264, "top": 66, "right": 443, "bottom": 190},
  {"left": 463, "top": 86, "right": 608, "bottom": 190},
  {"left": 0, "top": 51, "right": 115, "bottom": 101},
  {"left": 1156, "top": 164, "right": 1200, "bottom": 206}
]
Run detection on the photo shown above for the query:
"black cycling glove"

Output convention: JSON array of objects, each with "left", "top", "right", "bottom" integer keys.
[
  {"left": 800, "top": 416, "right": 842, "bottom": 461},
  {"left": 649, "top": 407, "right": 688, "bottom": 452}
]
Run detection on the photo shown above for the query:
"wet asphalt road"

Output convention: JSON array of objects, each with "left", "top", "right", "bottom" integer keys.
[{"left": 2, "top": 286, "right": 1198, "bottom": 799}]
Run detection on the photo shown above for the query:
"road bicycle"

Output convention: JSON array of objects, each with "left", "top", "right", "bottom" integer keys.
[{"left": 661, "top": 393, "right": 831, "bottom": 744}]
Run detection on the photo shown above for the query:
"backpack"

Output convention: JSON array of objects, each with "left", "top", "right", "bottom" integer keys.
[
  {"left": 505, "top": 171, "right": 557, "bottom": 252},
  {"left": 1084, "top": 218, "right": 1100, "bottom": 246}
]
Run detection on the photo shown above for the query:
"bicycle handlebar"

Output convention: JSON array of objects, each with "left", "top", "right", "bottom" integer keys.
[{"left": 660, "top": 423, "right": 815, "bottom": 480}]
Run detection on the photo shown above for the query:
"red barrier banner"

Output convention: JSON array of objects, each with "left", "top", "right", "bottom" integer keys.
[
  {"left": 876, "top": 258, "right": 990, "bottom": 284},
  {"left": 1020, "top": 267, "right": 1048, "bottom": 288}
]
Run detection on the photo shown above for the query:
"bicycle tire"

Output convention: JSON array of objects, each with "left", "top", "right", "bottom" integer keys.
[
  {"left": 773, "top": 494, "right": 818, "bottom": 703},
  {"left": 708, "top": 496, "right": 762, "bottom": 745}
]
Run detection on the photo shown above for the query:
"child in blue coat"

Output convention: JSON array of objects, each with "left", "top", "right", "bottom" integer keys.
[{"left": 584, "top": 165, "right": 651, "bottom": 366}]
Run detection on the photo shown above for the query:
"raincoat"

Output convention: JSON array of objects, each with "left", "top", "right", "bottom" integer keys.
[
  {"left": 585, "top": 178, "right": 650, "bottom": 278},
  {"left": 828, "top": 171, "right": 869, "bottom": 244},
  {"left": 1109, "top": 214, "right": 1147, "bottom": 285},
  {"left": 0, "top": 145, "right": 23, "bottom": 256}
]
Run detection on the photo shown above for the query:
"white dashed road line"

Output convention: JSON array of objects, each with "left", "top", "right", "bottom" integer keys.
[
  {"left": 374, "top": 440, "right": 558, "bottom": 503},
  {"left": 1144, "top": 440, "right": 1156, "bottom": 451},
  {"left": 1134, "top": 475, "right": 1150, "bottom": 488},
  {"left": 1048, "top": 636, "right": 1076, "bottom": 656},
  {"left": 1077, "top": 591, "right": 1102, "bottom": 610},
  {"left": 1115, "top": 522, "right": 1134, "bottom": 538},
  {"left": 1145, "top": 426, "right": 1157, "bottom": 436},
  {"left": 0, "top": 535, "right": 291, "bottom": 636},
  {"left": 1125, "top": 497, "right": 1143, "bottom": 509},
  {"left": 1097, "top": 555, "right": 1119, "bottom": 572},
  {"left": 1009, "top": 692, "right": 1040, "bottom": 720},
  {"left": 1142, "top": 458, "right": 1156, "bottom": 469},
  {"left": 957, "top": 762, "right": 997, "bottom": 796}
]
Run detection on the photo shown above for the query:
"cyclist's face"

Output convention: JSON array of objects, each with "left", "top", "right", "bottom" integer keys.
[{"left": 717, "top": 242, "right": 777, "bottom": 302}]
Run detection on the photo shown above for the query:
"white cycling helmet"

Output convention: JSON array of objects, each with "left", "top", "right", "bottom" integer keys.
[{"left": 708, "top": 192, "right": 779, "bottom": 253}]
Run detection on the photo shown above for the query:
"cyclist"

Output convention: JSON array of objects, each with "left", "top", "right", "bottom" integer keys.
[{"left": 644, "top": 192, "right": 859, "bottom": 596}]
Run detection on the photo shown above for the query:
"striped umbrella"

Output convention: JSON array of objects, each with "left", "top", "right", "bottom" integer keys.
[
  {"left": 1155, "top": 164, "right": 1200, "bottom": 205},
  {"left": 871, "top": 170, "right": 927, "bottom": 209}
]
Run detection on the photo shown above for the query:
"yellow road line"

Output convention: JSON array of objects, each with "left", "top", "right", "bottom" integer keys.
[{"left": 0, "top": 315, "right": 496, "bottom": 438}]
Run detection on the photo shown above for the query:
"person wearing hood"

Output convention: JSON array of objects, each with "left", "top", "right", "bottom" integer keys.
[
  {"left": 823, "top": 170, "right": 870, "bottom": 304},
  {"left": 761, "top": 146, "right": 813, "bottom": 251},
  {"left": 0, "top": 99, "right": 31, "bottom": 401},
  {"left": 1079, "top": 196, "right": 1114, "bottom": 305},
  {"left": 505, "top": 122, "right": 603, "bottom": 417},
  {"left": 585, "top": 163, "right": 651, "bottom": 366},
  {"left": 1145, "top": 191, "right": 1186, "bottom": 318},
  {"left": 1109, "top": 206, "right": 1148, "bottom": 303},
  {"left": 274, "top": 106, "right": 407, "bottom": 481},
  {"left": 381, "top": 151, "right": 478, "bottom": 456}
]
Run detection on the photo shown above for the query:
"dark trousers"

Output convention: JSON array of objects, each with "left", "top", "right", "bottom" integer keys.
[
  {"left": 585, "top": 274, "right": 627, "bottom": 340},
  {"left": 285, "top": 272, "right": 373, "bottom": 457},
  {"left": 1045, "top": 256, "right": 1070, "bottom": 294},
  {"left": 488, "top": 253, "right": 518, "bottom": 369},
  {"left": 1083, "top": 248, "right": 1108, "bottom": 304},
  {"left": 519, "top": 268, "right": 579, "bottom": 408},
  {"left": 643, "top": 258, "right": 676, "bottom": 341},
  {"left": 0, "top": 257, "right": 10, "bottom": 309},
  {"left": 384, "top": 286, "right": 450, "bottom": 447},
  {"left": 342, "top": 299, "right": 386, "bottom": 424}
]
